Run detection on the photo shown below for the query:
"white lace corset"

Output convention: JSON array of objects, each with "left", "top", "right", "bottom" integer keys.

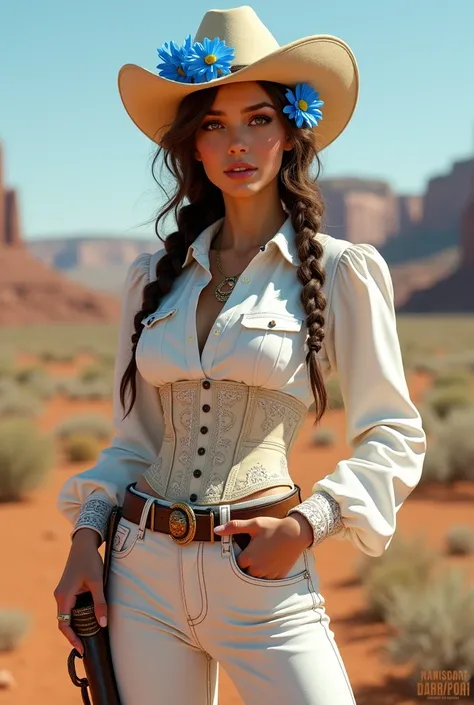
[{"left": 142, "top": 379, "right": 308, "bottom": 504}]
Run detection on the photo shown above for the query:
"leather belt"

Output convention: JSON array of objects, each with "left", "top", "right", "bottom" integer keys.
[{"left": 121, "top": 483, "right": 302, "bottom": 547}]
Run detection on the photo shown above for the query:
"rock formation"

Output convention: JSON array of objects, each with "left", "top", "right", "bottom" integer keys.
[
  {"left": 399, "top": 165, "right": 474, "bottom": 313},
  {"left": 0, "top": 143, "right": 121, "bottom": 325}
]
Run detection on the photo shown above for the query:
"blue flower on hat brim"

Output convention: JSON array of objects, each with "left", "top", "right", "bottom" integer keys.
[
  {"left": 118, "top": 7, "right": 359, "bottom": 152},
  {"left": 283, "top": 83, "right": 324, "bottom": 128},
  {"left": 156, "top": 34, "right": 193, "bottom": 83}
]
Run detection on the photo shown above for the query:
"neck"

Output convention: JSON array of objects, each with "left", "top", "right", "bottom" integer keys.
[{"left": 218, "top": 183, "right": 288, "bottom": 254}]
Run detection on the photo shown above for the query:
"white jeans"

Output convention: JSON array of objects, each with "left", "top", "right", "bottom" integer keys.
[{"left": 107, "top": 489, "right": 357, "bottom": 705}]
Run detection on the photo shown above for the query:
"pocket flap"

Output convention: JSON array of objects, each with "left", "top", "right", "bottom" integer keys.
[
  {"left": 142, "top": 309, "right": 177, "bottom": 328},
  {"left": 241, "top": 312, "right": 303, "bottom": 332}
]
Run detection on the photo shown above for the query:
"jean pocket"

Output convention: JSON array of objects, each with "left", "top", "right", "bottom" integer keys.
[
  {"left": 111, "top": 517, "right": 140, "bottom": 560},
  {"left": 229, "top": 537, "right": 309, "bottom": 587}
]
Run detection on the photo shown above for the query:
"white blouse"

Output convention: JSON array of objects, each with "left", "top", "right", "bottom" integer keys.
[{"left": 57, "top": 217, "right": 426, "bottom": 557}]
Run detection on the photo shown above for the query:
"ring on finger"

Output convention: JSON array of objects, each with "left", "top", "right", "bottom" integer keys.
[{"left": 57, "top": 613, "right": 71, "bottom": 622}]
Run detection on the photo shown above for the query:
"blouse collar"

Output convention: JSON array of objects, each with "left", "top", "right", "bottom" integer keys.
[{"left": 181, "top": 216, "right": 299, "bottom": 270}]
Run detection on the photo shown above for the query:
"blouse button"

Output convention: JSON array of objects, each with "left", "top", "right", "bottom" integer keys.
[
  {"left": 190, "top": 493, "right": 198, "bottom": 503},
  {"left": 200, "top": 426, "right": 208, "bottom": 434},
  {"left": 202, "top": 404, "right": 210, "bottom": 413},
  {"left": 242, "top": 276, "right": 250, "bottom": 283},
  {"left": 198, "top": 447, "right": 206, "bottom": 456},
  {"left": 202, "top": 381, "right": 211, "bottom": 390},
  {"left": 193, "top": 469, "right": 202, "bottom": 478}
]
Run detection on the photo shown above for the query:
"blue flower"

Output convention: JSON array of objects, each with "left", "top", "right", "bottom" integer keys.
[
  {"left": 282, "top": 83, "right": 324, "bottom": 128},
  {"left": 185, "top": 37, "right": 235, "bottom": 83},
  {"left": 156, "top": 34, "right": 193, "bottom": 83}
]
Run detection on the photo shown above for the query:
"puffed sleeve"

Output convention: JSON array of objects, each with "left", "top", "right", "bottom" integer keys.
[
  {"left": 289, "top": 243, "right": 426, "bottom": 557},
  {"left": 57, "top": 252, "right": 166, "bottom": 542}
]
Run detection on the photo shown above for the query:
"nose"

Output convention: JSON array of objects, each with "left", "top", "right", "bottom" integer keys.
[{"left": 228, "top": 131, "right": 249, "bottom": 155}]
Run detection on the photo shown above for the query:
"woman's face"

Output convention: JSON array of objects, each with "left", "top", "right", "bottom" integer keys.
[{"left": 194, "top": 81, "right": 292, "bottom": 199}]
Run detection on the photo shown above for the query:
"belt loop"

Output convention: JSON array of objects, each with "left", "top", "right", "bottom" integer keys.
[
  {"left": 219, "top": 505, "right": 231, "bottom": 556},
  {"left": 137, "top": 497, "right": 156, "bottom": 541}
]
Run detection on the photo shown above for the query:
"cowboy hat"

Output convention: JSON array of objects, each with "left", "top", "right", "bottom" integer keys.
[{"left": 118, "top": 5, "right": 359, "bottom": 150}]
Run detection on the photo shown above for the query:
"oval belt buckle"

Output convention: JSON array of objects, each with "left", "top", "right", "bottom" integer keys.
[{"left": 168, "top": 502, "right": 197, "bottom": 545}]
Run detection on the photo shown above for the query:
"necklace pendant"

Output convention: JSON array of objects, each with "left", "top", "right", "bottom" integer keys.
[{"left": 215, "top": 276, "right": 238, "bottom": 303}]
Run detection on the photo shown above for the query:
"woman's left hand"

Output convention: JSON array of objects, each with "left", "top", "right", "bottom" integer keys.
[{"left": 213, "top": 514, "right": 313, "bottom": 580}]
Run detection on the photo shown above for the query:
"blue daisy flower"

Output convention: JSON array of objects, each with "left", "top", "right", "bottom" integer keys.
[
  {"left": 156, "top": 34, "right": 193, "bottom": 83},
  {"left": 282, "top": 83, "right": 324, "bottom": 128},
  {"left": 185, "top": 37, "right": 235, "bottom": 83}
]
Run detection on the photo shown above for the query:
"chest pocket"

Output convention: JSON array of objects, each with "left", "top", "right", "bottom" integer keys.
[
  {"left": 141, "top": 309, "right": 177, "bottom": 329},
  {"left": 236, "top": 311, "right": 306, "bottom": 388},
  {"left": 136, "top": 308, "right": 179, "bottom": 386}
]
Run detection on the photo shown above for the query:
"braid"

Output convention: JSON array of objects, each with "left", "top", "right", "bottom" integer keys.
[
  {"left": 119, "top": 200, "right": 223, "bottom": 417},
  {"left": 280, "top": 156, "right": 328, "bottom": 424}
]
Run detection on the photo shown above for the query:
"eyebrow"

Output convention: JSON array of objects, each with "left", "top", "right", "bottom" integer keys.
[{"left": 205, "top": 101, "right": 276, "bottom": 116}]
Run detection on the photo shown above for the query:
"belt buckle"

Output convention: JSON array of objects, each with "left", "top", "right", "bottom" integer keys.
[{"left": 168, "top": 502, "right": 197, "bottom": 545}]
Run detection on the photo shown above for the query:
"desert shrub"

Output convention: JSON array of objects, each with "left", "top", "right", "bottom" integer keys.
[
  {"left": 0, "top": 387, "right": 42, "bottom": 419},
  {"left": 56, "top": 415, "right": 113, "bottom": 442},
  {"left": 441, "top": 408, "right": 474, "bottom": 482},
  {"left": 38, "top": 350, "right": 75, "bottom": 363},
  {"left": 0, "top": 419, "right": 54, "bottom": 501},
  {"left": 356, "top": 533, "right": 437, "bottom": 622},
  {"left": 445, "top": 526, "right": 474, "bottom": 556},
  {"left": 384, "top": 567, "right": 474, "bottom": 677},
  {"left": 62, "top": 378, "right": 113, "bottom": 400},
  {"left": 79, "top": 363, "right": 112, "bottom": 383},
  {"left": 426, "top": 386, "right": 474, "bottom": 420},
  {"left": 418, "top": 441, "right": 451, "bottom": 485},
  {"left": 13, "top": 366, "right": 58, "bottom": 400},
  {"left": 433, "top": 370, "right": 473, "bottom": 389},
  {"left": 326, "top": 376, "right": 344, "bottom": 410},
  {"left": 64, "top": 434, "right": 102, "bottom": 462},
  {"left": 312, "top": 428, "right": 336, "bottom": 447},
  {"left": 0, "top": 609, "right": 30, "bottom": 651}
]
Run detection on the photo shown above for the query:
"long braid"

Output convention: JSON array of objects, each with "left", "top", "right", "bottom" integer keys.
[
  {"left": 280, "top": 160, "right": 328, "bottom": 424},
  {"left": 119, "top": 200, "right": 223, "bottom": 416}
]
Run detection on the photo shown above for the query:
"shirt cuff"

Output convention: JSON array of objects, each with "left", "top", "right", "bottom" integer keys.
[
  {"left": 287, "top": 490, "right": 344, "bottom": 548},
  {"left": 71, "top": 496, "right": 115, "bottom": 544}
]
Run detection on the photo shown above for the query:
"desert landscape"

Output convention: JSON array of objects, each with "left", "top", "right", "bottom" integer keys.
[{"left": 0, "top": 315, "right": 474, "bottom": 704}]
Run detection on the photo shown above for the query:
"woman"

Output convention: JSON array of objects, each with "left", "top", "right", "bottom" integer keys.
[{"left": 54, "top": 6, "right": 426, "bottom": 704}]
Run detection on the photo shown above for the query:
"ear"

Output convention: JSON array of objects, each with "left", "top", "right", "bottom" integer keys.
[
  {"left": 283, "top": 137, "right": 293, "bottom": 151},
  {"left": 195, "top": 150, "right": 202, "bottom": 161}
]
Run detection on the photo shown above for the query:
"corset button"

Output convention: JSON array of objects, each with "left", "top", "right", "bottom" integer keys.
[
  {"left": 190, "top": 493, "right": 198, "bottom": 503},
  {"left": 193, "top": 469, "right": 202, "bottom": 478},
  {"left": 202, "top": 380, "right": 211, "bottom": 390},
  {"left": 198, "top": 447, "right": 206, "bottom": 456},
  {"left": 200, "top": 426, "right": 208, "bottom": 434},
  {"left": 202, "top": 404, "right": 210, "bottom": 413}
]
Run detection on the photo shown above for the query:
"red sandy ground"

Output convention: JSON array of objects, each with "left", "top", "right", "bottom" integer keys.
[{"left": 1, "top": 367, "right": 473, "bottom": 705}]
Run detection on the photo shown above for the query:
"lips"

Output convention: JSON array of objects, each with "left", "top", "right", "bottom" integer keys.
[{"left": 224, "top": 162, "right": 257, "bottom": 173}]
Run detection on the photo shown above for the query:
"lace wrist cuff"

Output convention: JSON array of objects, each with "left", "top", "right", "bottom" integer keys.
[
  {"left": 287, "top": 490, "right": 344, "bottom": 548},
  {"left": 72, "top": 496, "right": 114, "bottom": 544}
]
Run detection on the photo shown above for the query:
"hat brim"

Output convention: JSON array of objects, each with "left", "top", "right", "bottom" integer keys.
[{"left": 118, "top": 35, "right": 359, "bottom": 151}]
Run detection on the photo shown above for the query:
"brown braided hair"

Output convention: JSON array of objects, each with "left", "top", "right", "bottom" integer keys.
[{"left": 120, "top": 80, "right": 328, "bottom": 423}]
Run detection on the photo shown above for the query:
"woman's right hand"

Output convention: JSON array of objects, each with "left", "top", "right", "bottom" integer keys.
[{"left": 53, "top": 528, "right": 107, "bottom": 656}]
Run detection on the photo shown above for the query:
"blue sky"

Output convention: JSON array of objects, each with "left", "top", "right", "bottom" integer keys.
[{"left": 1, "top": 0, "right": 473, "bottom": 239}]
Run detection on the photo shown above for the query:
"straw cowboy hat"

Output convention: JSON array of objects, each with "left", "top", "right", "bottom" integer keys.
[{"left": 118, "top": 5, "right": 359, "bottom": 150}]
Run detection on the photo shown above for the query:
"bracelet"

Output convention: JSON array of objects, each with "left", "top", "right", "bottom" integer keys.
[{"left": 287, "top": 490, "right": 344, "bottom": 548}]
